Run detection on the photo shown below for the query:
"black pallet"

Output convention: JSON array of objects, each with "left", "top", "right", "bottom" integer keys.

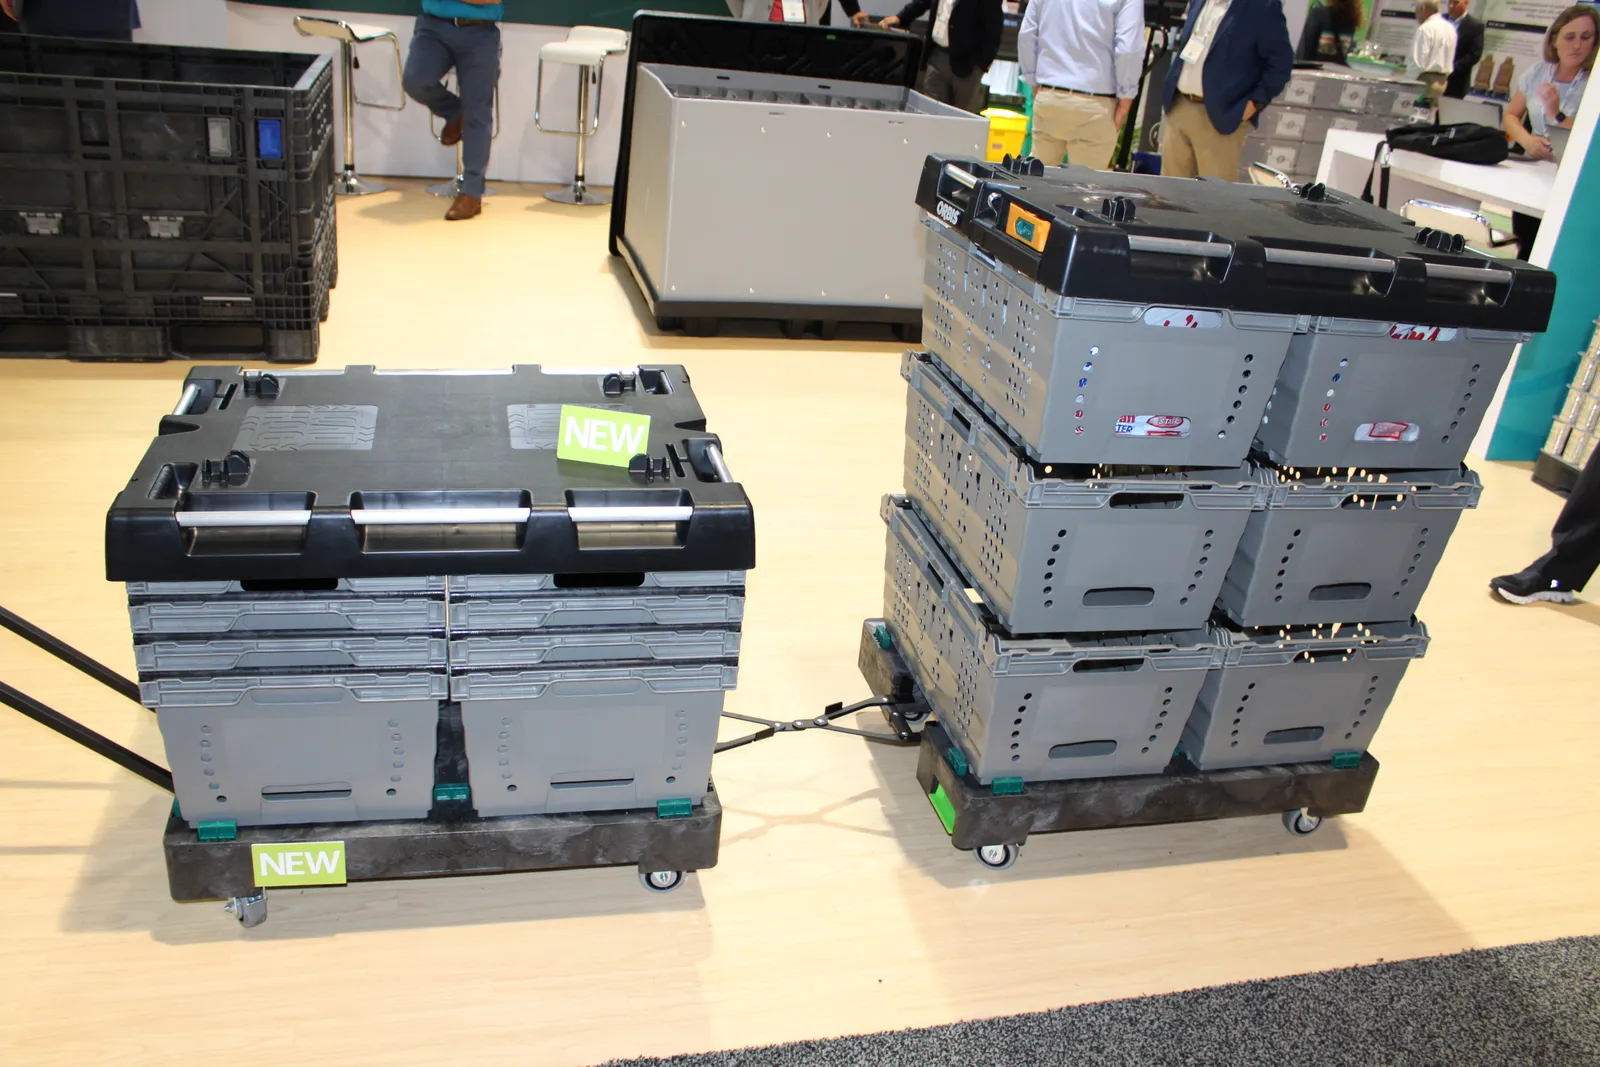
[
  {"left": 1533, "top": 449, "right": 1580, "bottom": 496},
  {"left": 0, "top": 36, "right": 337, "bottom": 362},
  {"left": 164, "top": 702, "right": 721, "bottom": 910},
  {"left": 856, "top": 619, "right": 1379, "bottom": 856}
]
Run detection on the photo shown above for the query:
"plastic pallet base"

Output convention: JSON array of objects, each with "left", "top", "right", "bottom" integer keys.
[
  {"left": 1533, "top": 450, "right": 1580, "bottom": 496},
  {"left": 0, "top": 322, "right": 319, "bottom": 364},
  {"left": 913, "top": 720, "right": 1379, "bottom": 850},
  {"left": 162, "top": 702, "right": 720, "bottom": 900},
  {"left": 617, "top": 235, "right": 921, "bottom": 342}
]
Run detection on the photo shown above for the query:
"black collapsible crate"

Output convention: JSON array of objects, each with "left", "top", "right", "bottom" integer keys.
[{"left": 0, "top": 36, "right": 336, "bottom": 363}]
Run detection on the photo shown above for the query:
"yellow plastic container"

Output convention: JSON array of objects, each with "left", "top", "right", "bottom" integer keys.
[{"left": 981, "top": 108, "right": 1027, "bottom": 162}]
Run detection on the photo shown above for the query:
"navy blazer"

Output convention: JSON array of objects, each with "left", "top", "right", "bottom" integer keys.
[{"left": 1162, "top": 0, "right": 1294, "bottom": 135}]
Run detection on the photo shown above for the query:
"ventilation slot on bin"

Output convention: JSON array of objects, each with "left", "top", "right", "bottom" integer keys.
[
  {"left": 1050, "top": 740, "right": 1118, "bottom": 759},
  {"left": 1071, "top": 657, "right": 1146, "bottom": 673},
  {"left": 1264, "top": 726, "right": 1325, "bottom": 745},
  {"left": 1309, "top": 582, "right": 1372, "bottom": 602},
  {"left": 262, "top": 785, "right": 353, "bottom": 803},
  {"left": 1082, "top": 587, "right": 1156, "bottom": 607}
]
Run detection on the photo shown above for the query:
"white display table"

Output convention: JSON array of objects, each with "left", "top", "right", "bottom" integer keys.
[{"left": 1315, "top": 129, "right": 1557, "bottom": 218}]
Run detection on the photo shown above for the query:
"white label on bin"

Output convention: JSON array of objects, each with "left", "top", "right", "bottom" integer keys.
[
  {"left": 1115, "top": 415, "right": 1191, "bottom": 437},
  {"left": 1331, "top": 117, "right": 1359, "bottom": 132},
  {"left": 1338, "top": 84, "right": 1370, "bottom": 109},
  {"left": 1354, "top": 421, "right": 1421, "bottom": 443},
  {"left": 1266, "top": 145, "right": 1300, "bottom": 169},
  {"left": 1285, "top": 79, "right": 1315, "bottom": 105},
  {"left": 1143, "top": 308, "right": 1222, "bottom": 329},
  {"left": 1275, "top": 112, "right": 1306, "bottom": 138},
  {"left": 1388, "top": 324, "right": 1459, "bottom": 342}
]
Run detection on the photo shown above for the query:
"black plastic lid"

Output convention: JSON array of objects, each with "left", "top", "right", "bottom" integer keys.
[
  {"left": 914, "top": 155, "right": 1556, "bottom": 333},
  {"left": 105, "top": 365, "right": 756, "bottom": 582}
]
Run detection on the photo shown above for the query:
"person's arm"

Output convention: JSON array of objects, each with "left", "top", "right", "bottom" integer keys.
[
  {"left": 1247, "top": 0, "right": 1295, "bottom": 123},
  {"left": 1018, "top": 0, "right": 1041, "bottom": 84},
  {"left": 1503, "top": 91, "right": 1555, "bottom": 160},
  {"left": 1113, "top": 0, "right": 1143, "bottom": 121},
  {"left": 837, "top": 0, "right": 871, "bottom": 27},
  {"left": 879, "top": 0, "right": 932, "bottom": 29}
]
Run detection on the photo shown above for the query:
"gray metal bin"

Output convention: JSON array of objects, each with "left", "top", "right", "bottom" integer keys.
[
  {"left": 450, "top": 629, "right": 741, "bottom": 669},
  {"left": 922, "top": 218, "right": 1301, "bottom": 465},
  {"left": 1256, "top": 318, "right": 1525, "bottom": 470},
  {"left": 883, "top": 496, "right": 1220, "bottom": 785},
  {"left": 448, "top": 592, "right": 745, "bottom": 633},
  {"left": 144, "top": 671, "right": 445, "bottom": 828},
  {"left": 135, "top": 633, "right": 447, "bottom": 675},
  {"left": 452, "top": 663, "right": 738, "bottom": 817},
  {"left": 1218, "top": 466, "right": 1481, "bottom": 627},
  {"left": 128, "top": 595, "right": 445, "bottom": 635},
  {"left": 619, "top": 62, "right": 986, "bottom": 330},
  {"left": 1182, "top": 619, "right": 1429, "bottom": 770},
  {"left": 902, "top": 351, "right": 1262, "bottom": 634}
]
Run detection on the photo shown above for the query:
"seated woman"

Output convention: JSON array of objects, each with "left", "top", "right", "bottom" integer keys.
[
  {"left": 1297, "top": 0, "right": 1362, "bottom": 63},
  {"left": 1502, "top": 4, "right": 1597, "bottom": 162}
]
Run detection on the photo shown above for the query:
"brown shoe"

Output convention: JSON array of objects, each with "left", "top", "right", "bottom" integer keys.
[
  {"left": 445, "top": 194, "right": 481, "bottom": 221},
  {"left": 440, "top": 115, "right": 463, "bottom": 147}
]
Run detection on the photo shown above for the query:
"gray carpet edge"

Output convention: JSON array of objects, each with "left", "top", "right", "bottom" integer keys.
[{"left": 600, "top": 935, "right": 1600, "bottom": 1067}]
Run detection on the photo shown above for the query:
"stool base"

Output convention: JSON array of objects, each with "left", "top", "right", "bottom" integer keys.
[
  {"left": 426, "top": 176, "right": 498, "bottom": 198},
  {"left": 546, "top": 183, "right": 610, "bottom": 206},
  {"left": 335, "top": 170, "right": 388, "bottom": 197}
]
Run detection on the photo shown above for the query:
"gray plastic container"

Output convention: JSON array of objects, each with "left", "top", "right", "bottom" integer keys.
[
  {"left": 448, "top": 593, "right": 744, "bottom": 633},
  {"left": 453, "top": 663, "right": 737, "bottom": 816},
  {"left": 883, "top": 496, "right": 1220, "bottom": 785},
  {"left": 1256, "top": 318, "right": 1525, "bottom": 469},
  {"left": 923, "top": 219, "right": 1299, "bottom": 465},
  {"left": 1182, "top": 619, "right": 1429, "bottom": 770},
  {"left": 135, "top": 634, "right": 447, "bottom": 675},
  {"left": 126, "top": 577, "right": 445, "bottom": 598},
  {"left": 144, "top": 671, "right": 445, "bottom": 828},
  {"left": 1218, "top": 466, "right": 1481, "bottom": 627},
  {"left": 902, "top": 352, "right": 1261, "bottom": 634},
  {"left": 450, "top": 628, "right": 741, "bottom": 669},
  {"left": 129, "top": 596, "right": 445, "bottom": 635},
  {"left": 447, "top": 571, "right": 745, "bottom": 596}
]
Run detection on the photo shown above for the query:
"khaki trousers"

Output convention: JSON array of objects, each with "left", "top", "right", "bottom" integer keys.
[
  {"left": 1418, "top": 71, "right": 1448, "bottom": 105},
  {"left": 1030, "top": 88, "right": 1119, "bottom": 170},
  {"left": 1159, "top": 95, "right": 1250, "bottom": 179}
]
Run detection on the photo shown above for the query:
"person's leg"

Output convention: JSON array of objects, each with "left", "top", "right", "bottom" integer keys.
[
  {"left": 402, "top": 15, "right": 460, "bottom": 121},
  {"left": 1511, "top": 211, "right": 1541, "bottom": 261},
  {"left": 1190, "top": 111, "right": 1250, "bottom": 179},
  {"left": 1028, "top": 89, "right": 1072, "bottom": 165},
  {"left": 1070, "top": 96, "right": 1119, "bottom": 170},
  {"left": 919, "top": 46, "right": 956, "bottom": 107},
  {"left": 1159, "top": 99, "right": 1199, "bottom": 178},
  {"left": 951, "top": 65, "right": 986, "bottom": 114},
  {"left": 451, "top": 22, "right": 501, "bottom": 199},
  {"left": 1533, "top": 449, "right": 1600, "bottom": 587}
]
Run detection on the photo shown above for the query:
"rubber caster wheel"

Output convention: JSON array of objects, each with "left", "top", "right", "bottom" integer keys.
[
  {"left": 1282, "top": 809, "right": 1323, "bottom": 836},
  {"left": 815, "top": 320, "right": 840, "bottom": 341},
  {"left": 685, "top": 318, "right": 719, "bottom": 338},
  {"left": 780, "top": 318, "right": 808, "bottom": 340},
  {"left": 973, "top": 843, "right": 1019, "bottom": 871},
  {"left": 225, "top": 892, "right": 267, "bottom": 928},
  {"left": 640, "top": 869, "right": 685, "bottom": 893}
]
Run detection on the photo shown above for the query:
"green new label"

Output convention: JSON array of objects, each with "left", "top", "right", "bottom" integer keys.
[
  {"left": 556, "top": 405, "right": 652, "bottom": 467},
  {"left": 250, "top": 841, "right": 347, "bottom": 887}
]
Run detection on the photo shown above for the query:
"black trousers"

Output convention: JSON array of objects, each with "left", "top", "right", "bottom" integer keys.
[{"left": 1532, "top": 445, "right": 1600, "bottom": 590}]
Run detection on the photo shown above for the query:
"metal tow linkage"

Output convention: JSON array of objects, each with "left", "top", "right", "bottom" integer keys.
[{"left": 715, "top": 695, "right": 921, "bottom": 754}]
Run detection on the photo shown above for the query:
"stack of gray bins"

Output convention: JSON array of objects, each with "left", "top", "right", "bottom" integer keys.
[
  {"left": 891, "top": 155, "right": 1556, "bottom": 786},
  {"left": 108, "top": 364, "right": 755, "bottom": 830},
  {"left": 1242, "top": 66, "right": 1428, "bottom": 185}
]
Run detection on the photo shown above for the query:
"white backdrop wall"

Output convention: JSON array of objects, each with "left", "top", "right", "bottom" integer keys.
[{"left": 134, "top": 1, "right": 629, "bottom": 186}]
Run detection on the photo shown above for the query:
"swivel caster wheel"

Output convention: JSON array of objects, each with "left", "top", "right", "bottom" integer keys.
[
  {"left": 225, "top": 892, "right": 268, "bottom": 928},
  {"left": 1282, "top": 809, "right": 1323, "bottom": 836},
  {"left": 973, "top": 843, "right": 1019, "bottom": 871},
  {"left": 640, "top": 869, "right": 686, "bottom": 893}
]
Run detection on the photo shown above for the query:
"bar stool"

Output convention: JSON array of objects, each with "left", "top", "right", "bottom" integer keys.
[
  {"left": 536, "top": 26, "right": 629, "bottom": 205},
  {"left": 294, "top": 16, "right": 406, "bottom": 196},
  {"left": 427, "top": 76, "right": 502, "bottom": 198}
]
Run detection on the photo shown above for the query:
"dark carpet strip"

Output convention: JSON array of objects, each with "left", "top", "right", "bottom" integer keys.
[{"left": 604, "top": 935, "right": 1600, "bottom": 1066}]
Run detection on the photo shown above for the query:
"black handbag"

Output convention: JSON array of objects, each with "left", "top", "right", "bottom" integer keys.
[{"left": 1361, "top": 123, "right": 1510, "bottom": 208}]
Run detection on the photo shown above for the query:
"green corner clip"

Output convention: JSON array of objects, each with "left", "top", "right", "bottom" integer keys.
[
  {"left": 197, "top": 820, "right": 237, "bottom": 842},
  {"left": 656, "top": 798, "right": 693, "bottom": 819},
  {"left": 434, "top": 783, "right": 470, "bottom": 802},
  {"left": 945, "top": 746, "right": 969, "bottom": 778},
  {"left": 927, "top": 783, "right": 957, "bottom": 835},
  {"left": 873, "top": 624, "right": 893, "bottom": 649},
  {"left": 1331, "top": 751, "right": 1361, "bottom": 770},
  {"left": 991, "top": 777, "right": 1024, "bottom": 796}
]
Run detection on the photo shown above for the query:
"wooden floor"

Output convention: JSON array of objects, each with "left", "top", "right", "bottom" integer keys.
[{"left": 2, "top": 181, "right": 1597, "bottom": 1067}]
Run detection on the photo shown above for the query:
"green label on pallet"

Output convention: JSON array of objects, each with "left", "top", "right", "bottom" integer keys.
[
  {"left": 928, "top": 784, "right": 957, "bottom": 835},
  {"left": 250, "top": 841, "right": 347, "bottom": 887},
  {"left": 557, "top": 405, "right": 652, "bottom": 467}
]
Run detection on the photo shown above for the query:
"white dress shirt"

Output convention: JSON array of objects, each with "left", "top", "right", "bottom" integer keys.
[
  {"left": 932, "top": 0, "right": 956, "bottom": 47},
  {"left": 1176, "top": 0, "right": 1233, "bottom": 97},
  {"left": 1409, "top": 11, "right": 1457, "bottom": 77},
  {"left": 1019, "top": 0, "right": 1146, "bottom": 100}
]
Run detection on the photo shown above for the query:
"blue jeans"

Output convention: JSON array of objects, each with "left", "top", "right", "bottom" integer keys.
[{"left": 402, "top": 15, "right": 501, "bottom": 198}]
